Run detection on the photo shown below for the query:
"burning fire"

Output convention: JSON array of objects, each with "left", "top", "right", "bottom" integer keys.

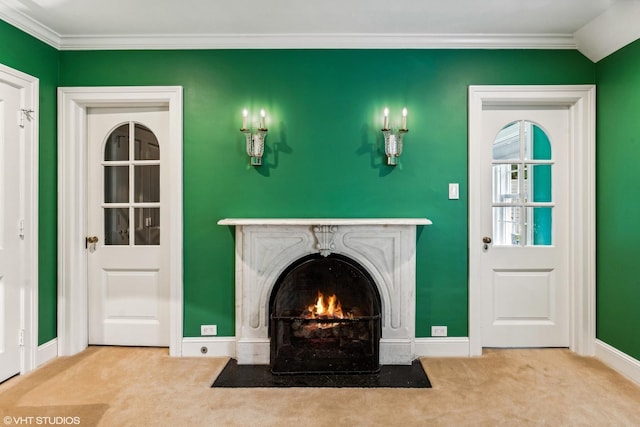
[
  {"left": 293, "top": 291, "right": 359, "bottom": 335},
  {"left": 306, "top": 291, "right": 344, "bottom": 319}
]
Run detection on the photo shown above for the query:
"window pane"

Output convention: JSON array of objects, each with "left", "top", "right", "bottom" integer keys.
[
  {"left": 493, "top": 163, "right": 520, "bottom": 203},
  {"left": 105, "top": 208, "right": 129, "bottom": 245},
  {"left": 529, "top": 207, "right": 552, "bottom": 246},
  {"left": 530, "top": 164, "right": 552, "bottom": 203},
  {"left": 134, "top": 208, "right": 160, "bottom": 245},
  {"left": 493, "top": 206, "right": 522, "bottom": 246},
  {"left": 134, "top": 124, "right": 160, "bottom": 160},
  {"left": 493, "top": 121, "right": 520, "bottom": 161},
  {"left": 104, "top": 166, "right": 129, "bottom": 203},
  {"left": 525, "top": 123, "right": 552, "bottom": 161},
  {"left": 104, "top": 124, "right": 129, "bottom": 161},
  {"left": 135, "top": 165, "right": 160, "bottom": 202}
]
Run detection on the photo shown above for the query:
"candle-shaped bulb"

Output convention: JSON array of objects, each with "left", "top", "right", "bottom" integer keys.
[
  {"left": 260, "top": 109, "right": 266, "bottom": 129},
  {"left": 242, "top": 109, "right": 248, "bottom": 129},
  {"left": 401, "top": 107, "right": 408, "bottom": 130},
  {"left": 383, "top": 107, "right": 389, "bottom": 130}
]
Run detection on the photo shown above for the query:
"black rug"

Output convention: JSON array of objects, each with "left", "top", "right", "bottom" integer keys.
[{"left": 212, "top": 359, "right": 431, "bottom": 388}]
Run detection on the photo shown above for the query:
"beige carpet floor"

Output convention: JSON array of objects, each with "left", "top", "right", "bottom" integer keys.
[{"left": 1, "top": 346, "right": 639, "bottom": 426}]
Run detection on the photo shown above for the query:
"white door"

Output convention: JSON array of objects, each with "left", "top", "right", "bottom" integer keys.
[
  {"left": 475, "top": 106, "right": 570, "bottom": 347},
  {"left": 87, "top": 107, "right": 169, "bottom": 346},
  {"left": 0, "top": 79, "right": 23, "bottom": 381}
]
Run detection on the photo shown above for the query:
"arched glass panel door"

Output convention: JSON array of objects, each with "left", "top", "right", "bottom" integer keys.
[
  {"left": 492, "top": 120, "right": 553, "bottom": 246},
  {"left": 103, "top": 122, "right": 160, "bottom": 246}
]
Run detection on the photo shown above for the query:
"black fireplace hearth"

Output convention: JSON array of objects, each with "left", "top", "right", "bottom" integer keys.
[{"left": 269, "top": 253, "right": 382, "bottom": 374}]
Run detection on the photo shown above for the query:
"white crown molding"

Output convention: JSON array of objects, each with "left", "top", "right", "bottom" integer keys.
[
  {"left": 57, "top": 32, "right": 577, "bottom": 51},
  {"left": 0, "top": 0, "right": 581, "bottom": 53},
  {"left": 3, "top": 0, "right": 637, "bottom": 58},
  {"left": 0, "top": 7, "right": 579, "bottom": 53},
  {"left": 574, "top": 0, "right": 640, "bottom": 62},
  {"left": 0, "top": 3, "right": 61, "bottom": 48}
]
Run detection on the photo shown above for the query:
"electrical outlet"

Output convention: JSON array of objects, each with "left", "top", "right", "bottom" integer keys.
[
  {"left": 201, "top": 325, "right": 217, "bottom": 336},
  {"left": 431, "top": 326, "right": 447, "bottom": 337}
]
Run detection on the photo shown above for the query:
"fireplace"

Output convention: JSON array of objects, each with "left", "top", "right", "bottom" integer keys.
[
  {"left": 217, "top": 218, "right": 431, "bottom": 366},
  {"left": 269, "top": 253, "right": 382, "bottom": 374}
]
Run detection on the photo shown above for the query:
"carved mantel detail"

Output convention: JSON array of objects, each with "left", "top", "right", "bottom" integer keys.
[{"left": 313, "top": 224, "right": 337, "bottom": 257}]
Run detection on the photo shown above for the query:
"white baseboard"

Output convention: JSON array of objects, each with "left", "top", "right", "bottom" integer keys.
[
  {"left": 37, "top": 338, "right": 58, "bottom": 366},
  {"left": 181, "top": 337, "right": 472, "bottom": 360},
  {"left": 414, "top": 337, "right": 470, "bottom": 357},
  {"left": 595, "top": 339, "right": 640, "bottom": 385},
  {"left": 181, "top": 337, "right": 236, "bottom": 358}
]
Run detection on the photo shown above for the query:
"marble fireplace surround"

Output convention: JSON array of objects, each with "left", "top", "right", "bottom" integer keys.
[{"left": 217, "top": 218, "right": 432, "bottom": 365}]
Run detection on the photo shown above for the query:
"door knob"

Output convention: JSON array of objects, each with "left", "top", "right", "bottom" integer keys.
[
  {"left": 86, "top": 236, "right": 99, "bottom": 250},
  {"left": 482, "top": 236, "right": 492, "bottom": 250}
]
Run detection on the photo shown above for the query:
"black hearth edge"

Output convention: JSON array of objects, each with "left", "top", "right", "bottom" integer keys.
[{"left": 211, "top": 359, "right": 432, "bottom": 388}]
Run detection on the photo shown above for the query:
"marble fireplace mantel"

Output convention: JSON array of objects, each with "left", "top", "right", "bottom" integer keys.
[
  {"left": 217, "top": 218, "right": 432, "bottom": 365},
  {"left": 218, "top": 218, "right": 432, "bottom": 226}
]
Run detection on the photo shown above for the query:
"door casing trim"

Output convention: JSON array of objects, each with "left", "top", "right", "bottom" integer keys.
[
  {"left": 57, "top": 86, "right": 183, "bottom": 356},
  {"left": 468, "top": 85, "right": 596, "bottom": 356},
  {"left": 0, "top": 62, "right": 39, "bottom": 374}
]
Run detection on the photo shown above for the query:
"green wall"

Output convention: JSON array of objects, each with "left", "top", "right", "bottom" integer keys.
[
  {"left": 1, "top": 17, "right": 601, "bottom": 345},
  {"left": 596, "top": 38, "right": 640, "bottom": 360},
  {"left": 0, "top": 20, "right": 59, "bottom": 345},
  {"left": 59, "top": 49, "right": 594, "bottom": 338},
  {"left": 5, "top": 18, "right": 640, "bottom": 363}
]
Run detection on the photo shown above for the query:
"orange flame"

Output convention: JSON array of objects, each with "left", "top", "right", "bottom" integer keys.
[{"left": 307, "top": 291, "right": 344, "bottom": 319}]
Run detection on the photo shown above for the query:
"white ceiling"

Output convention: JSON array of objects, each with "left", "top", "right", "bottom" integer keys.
[{"left": 0, "top": 0, "right": 638, "bottom": 61}]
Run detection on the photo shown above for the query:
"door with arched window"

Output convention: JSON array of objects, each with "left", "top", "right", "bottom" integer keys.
[
  {"left": 476, "top": 107, "right": 570, "bottom": 348},
  {"left": 87, "top": 107, "right": 169, "bottom": 347}
]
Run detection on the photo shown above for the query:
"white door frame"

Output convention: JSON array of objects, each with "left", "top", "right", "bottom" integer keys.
[
  {"left": 468, "top": 85, "right": 596, "bottom": 357},
  {"left": 57, "top": 86, "right": 183, "bottom": 356},
  {"left": 0, "top": 63, "right": 38, "bottom": 373}
]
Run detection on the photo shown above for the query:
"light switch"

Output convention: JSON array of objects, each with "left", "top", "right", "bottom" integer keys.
[{"left": 449, "top": 183, "right": 459, "bottom": 200}]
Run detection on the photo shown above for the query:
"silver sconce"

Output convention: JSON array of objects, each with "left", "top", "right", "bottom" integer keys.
[
  {"left": 240, "top": 108, "right": 268, "bottom": 166},
  {"left": 381, "top": 107, "right": 408, "bottom": 166}
]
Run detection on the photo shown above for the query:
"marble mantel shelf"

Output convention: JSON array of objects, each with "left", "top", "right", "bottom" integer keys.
[{"left": 217, "top": 218, "right": 432, "bottom": 226}]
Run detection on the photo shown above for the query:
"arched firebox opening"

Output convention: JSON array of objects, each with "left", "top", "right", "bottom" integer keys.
[{"left": 269, "top": 253, "right": 382, "bottom": 374}]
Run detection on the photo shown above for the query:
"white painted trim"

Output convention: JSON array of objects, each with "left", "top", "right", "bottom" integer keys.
[
  {"left": 218, "top": 218, "right": 431, "bottom": 226},
  {"left": 56, "top": 33, "right": 577, "bottom": 51},
  {"left": 182, "top": 338, "right": 236, "bottom": 358},
  {"left": 0, "top": 63, "right": 38, "bottom": 376},
  {"left": 0, "top": 3, "right": 61, "bottom": 48},
  {"left": 595, "top": 340, "right": 640, "bottom": 386},
  {"left": 2, "top": 0, "right": 636, "bottom": 58},
  {"left": 415, "top": 338, "right": 470, "bottom": 358},
  {"left": 0, "top": 7, "right": 579, "bottom": 52},
  {"left": 36, "top": 338, "right": 58, "bottom": 367},
  {"left": 574, "top": 0, "right": 640, "bottom": 62},
  {"left": 57, "top": 86, "right": 183, "bottom": 357},
  {"left": 468, "top": 85, "right": 596, "bottom": 357},
  {"left": 182, "top": 337, "right": 473, "bottom": 360}
]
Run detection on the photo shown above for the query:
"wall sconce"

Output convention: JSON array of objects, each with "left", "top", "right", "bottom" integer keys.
[
  {"left": 240, "top": 108, "right": 267, "bottom": 166},
  {"left": 381, "top": 107, "right": 408, "bottom": 166}
]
